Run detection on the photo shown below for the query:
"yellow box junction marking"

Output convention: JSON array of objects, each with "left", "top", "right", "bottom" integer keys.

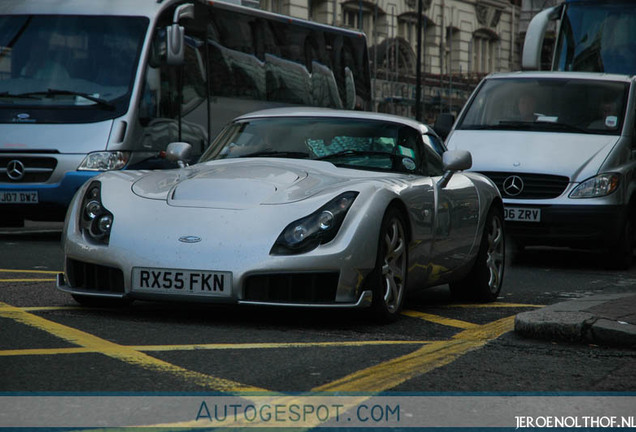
[
  {"left": 0, "top": 268, "right": 58, "bottom": 282},
  {"left": 0, "top": 270, "right": 535, "bottom": 429},
  {"left": 0, "top": 302, "right": 264, "bottom": 393}
]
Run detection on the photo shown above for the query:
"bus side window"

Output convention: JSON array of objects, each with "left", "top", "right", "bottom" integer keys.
[{"left": 181, "top": 36, "right": 206, "bottom": 112}]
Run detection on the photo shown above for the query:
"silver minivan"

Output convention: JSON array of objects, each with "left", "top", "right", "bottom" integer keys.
[{"left": 443, "top": 71, "right": 636, "bottom": 268}]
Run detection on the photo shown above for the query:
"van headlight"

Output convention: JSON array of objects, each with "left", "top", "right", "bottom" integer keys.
[
  {"left": 569, "top": 173, "right": 620, "bottom": 198},
  {"left": 271, "top": 192, "right": 358, "bottom": 255},
  {"left": 80, "top": 181, "right": 113, "bottom": 244},
  {"left": 78, "top": 151, "right": 130, "bottom": 171}
]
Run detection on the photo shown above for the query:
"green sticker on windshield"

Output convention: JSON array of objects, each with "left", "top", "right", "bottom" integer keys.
[{"left": 397, "top": 146, "right": 415, "bottom": 159}]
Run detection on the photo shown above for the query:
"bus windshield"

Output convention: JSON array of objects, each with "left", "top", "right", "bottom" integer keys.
[
  {"left": 555, "top": 1, "right": 636, "bottom": 74},
  {"left": 457, "top": 77, "right": 628, "bottom": 135},
  {"left": 0, "top": 15, "right": 148, "bottom": 122}
]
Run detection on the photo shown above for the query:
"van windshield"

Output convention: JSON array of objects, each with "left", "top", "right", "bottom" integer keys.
[
  {"left": 0, "top": 15, "right": 148, "bottom": 122},
  {"left": 457, "top": 77, "right": 628, "bottom": 135}
]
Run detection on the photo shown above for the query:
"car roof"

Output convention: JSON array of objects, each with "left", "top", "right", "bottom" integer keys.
[
  {"left": 484, "top": 70, "right": 635, "bottom": 83},
  {"left": 235, "top": 107, "right": 436, "bottom": 136}
]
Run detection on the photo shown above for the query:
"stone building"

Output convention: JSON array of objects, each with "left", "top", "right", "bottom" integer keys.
[{"left": 257, "top": 0, "right": 526, "bottom": 121}]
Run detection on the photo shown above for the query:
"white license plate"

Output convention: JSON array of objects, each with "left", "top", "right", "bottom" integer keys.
[
  {"left": 132, "top": 268, "right": 231, "bottom": 296},
  {"left": 0, "top": 191, "right": 38, "bottom": 204},
  {"left": 504, "top": 206, "right": 541, "bottom": 222}
]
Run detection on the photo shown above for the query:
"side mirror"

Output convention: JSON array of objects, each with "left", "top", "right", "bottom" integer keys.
[
  {"left": 166, "top": 142, "right": 192, "bottom": 168},
  {"left": 442, "top": 149, "right": 472, "bottom": 172},
  {"left": 438, "top": 150, "right": 472, "bottom": 188},
  {"left": 166, "top": 24, "right": 185, "bottom": 65},
  {"left": 166, "top": 3, "right": 194, "bottom": 66},
  {"left": 434, "top": 113, "right": 456, "bottom": 140},
  {"left": 522, "top": 5, "right": 563, "bottom": 70}
]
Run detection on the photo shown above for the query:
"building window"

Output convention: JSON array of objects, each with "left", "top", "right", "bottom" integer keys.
[
  {"left": 342, "top": 3, "right": 372, "bottom": 31},
  {"left": 398, "top": 18, "right": 416, "bottom": 42},
  {"left": 264, "top": 0, "right": 283, "bottom": 14},
  {"left": 471, "top": 30, "right": 497, "bottom": 74},
  {"left": 446, "top": 27, "right": 460, "bottom": 74}
]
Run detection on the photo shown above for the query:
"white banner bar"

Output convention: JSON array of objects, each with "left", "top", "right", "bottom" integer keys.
[{"left": 0, "top": 395, "right": 634, "bottom": 428}]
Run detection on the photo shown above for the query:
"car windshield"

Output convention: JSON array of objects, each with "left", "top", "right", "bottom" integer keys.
[
  {"left": 0, "top": 15, "right": 148, "bottom": 121},
  {"left": 200, "top": 117, "right": 422, "bottom": 173},
  {"left": 457, "top": 77, "right": 629, "bottom": 135}
]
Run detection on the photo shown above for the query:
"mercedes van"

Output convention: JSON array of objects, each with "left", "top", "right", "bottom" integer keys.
[{"left": 444, "top": 71, "right": 636, "bottom": 268}]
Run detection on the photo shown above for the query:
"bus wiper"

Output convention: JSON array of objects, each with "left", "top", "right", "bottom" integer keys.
[
  {"left": 239, "top": 150, "right": 310, "bottom": 159},
  {"left": 0, "top": 91, "right": 38, "bottom": 100},
  {"left": 19, "top": 89, "right": 116, "bottom": 110},
  {"left": 316, "top": 150, "right": 390, "bottom": 160}
]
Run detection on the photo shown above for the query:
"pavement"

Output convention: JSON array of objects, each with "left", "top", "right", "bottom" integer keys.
[{"left": 515, "top": 293, "right": 636, "bottom": 349}]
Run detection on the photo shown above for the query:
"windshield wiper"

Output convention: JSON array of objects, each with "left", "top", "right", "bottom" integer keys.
[
  {"left": 534, "top": 120, "right": 590, "bottom": 134},
  {"left": 0, "top": 91, "right": 38, "bottom": 100},
  {"left": 239, "top": 150, "right": 310, "bottom": 159},
  {"left": 498, "top": 120, "right": 590, "bottom": 134},
  {"left": 316, "top": 150, "right": 391, "bottom": 160},
  {"left": 18, "top": 89, "right": 115, "bottom": 110},
  {"left": 465, "top": 121, "right": 591, "bottom": 134}
]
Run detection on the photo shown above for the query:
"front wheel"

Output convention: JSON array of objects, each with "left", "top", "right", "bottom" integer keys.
[
  {"left": 369, "top": 207, "right": 408, "bottom": 323},
  {"left": 450, "top": 205, "right": 505, "bottom": 302},
  {"left": 607, "top": 206, "right": 635, "bottom": 270}
]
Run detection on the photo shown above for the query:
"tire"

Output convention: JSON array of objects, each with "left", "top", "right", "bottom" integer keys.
[
  {"left": 450, "top": 205, "right": 505, "bottom": 302},
  {"left": 369, "top": 207, "right": 408, "bottom": 323},
  {"left": 607, "top": 206, "right": 635, "bottom": 270},
  {"left": 71, "top": 294, "right": 131, "bottom": 308}
]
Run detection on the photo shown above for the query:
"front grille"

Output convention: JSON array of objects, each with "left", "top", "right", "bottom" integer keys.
[
  {"left": 479, "top": 172, "right": 569, "bottom": 199},
  {"left": 0, "top": 156, "right": 57, "bottom": 183},
  {"left": 66, "top": 259, "right": 125, "bottom": 294},
  {"left": 244, "top": 272, "right": 339, "bottom": 303}
]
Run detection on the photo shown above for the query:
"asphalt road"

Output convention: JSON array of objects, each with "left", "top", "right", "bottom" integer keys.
[{"left": 1, "top": 224, "right": 635, "bottom": 427}]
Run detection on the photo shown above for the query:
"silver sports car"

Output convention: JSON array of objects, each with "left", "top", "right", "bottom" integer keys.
[{"left": 57, "top": 108, "right": 505, "bottom": 321}]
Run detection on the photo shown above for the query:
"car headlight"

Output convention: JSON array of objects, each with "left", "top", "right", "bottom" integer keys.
[
  {"left": 569, "top": 173, "right": 620, "bottom": 198},
  {"left": 271, "top": 191, "right": 359, "bottom": 255},
  {"left": 80, "top": 181, "right": 113, "bottom": 244},
  {"left": 78, "top": 151, "right": 130, "bottom": 171}
]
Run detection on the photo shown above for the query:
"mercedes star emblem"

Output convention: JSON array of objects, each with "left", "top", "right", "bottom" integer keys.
[
  {"left": 503, "top": 175, "right": 524, "bottom": 197},
  {"left": 6, "top": 160, "right": 25, "bottom": 181}
]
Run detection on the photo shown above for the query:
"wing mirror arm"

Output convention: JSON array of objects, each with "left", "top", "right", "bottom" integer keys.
[{"left": 438, "top": 150, "right": 472, "bottom": 188}]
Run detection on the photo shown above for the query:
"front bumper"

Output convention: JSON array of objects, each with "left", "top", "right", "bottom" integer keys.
[
  {"left": 504, "top": 203, "right": 626, "bottom": 249},
  {"left": 1, "top": 171, "right": 98, "bottom": 221},
  {"left": 56, "top": 267, "right": 375, "bottom": 309}
]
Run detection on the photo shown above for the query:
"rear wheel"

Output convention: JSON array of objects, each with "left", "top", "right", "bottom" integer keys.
[
  {"left": 450, "top": 205, "right": 505, "bottom": 302},
  {"left": 369, "top": 207, "right": 408, "bottom": 323}
]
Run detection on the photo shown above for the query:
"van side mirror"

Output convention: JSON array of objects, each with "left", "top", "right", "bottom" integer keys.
[
  {"left": 166, "top": 3, "right": 194, "bottom": 66},
  {"left": 434, "top": 113, "right": 456, "bottom": 140},
  {"left": 438, "top": 150, "right": 472, "bottom": 188}
]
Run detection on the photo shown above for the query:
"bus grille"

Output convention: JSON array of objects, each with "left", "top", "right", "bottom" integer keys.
[
  {"left": 0, "top": 156, "right": 57, "bottom": 183},
  {"left": 244, "top": 273, "right": 339, "bottom": 303},
  {"left": 479, "top": 172, "right": 569, "bottom": 199},
  {"left": 66, "top": 259, "right": 125, "bottom": 294}
]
